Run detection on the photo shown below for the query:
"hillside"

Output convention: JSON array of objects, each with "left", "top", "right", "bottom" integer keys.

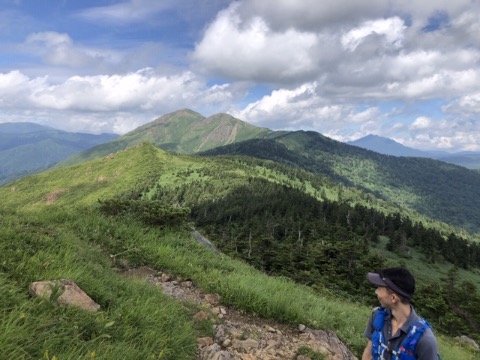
[
  {"left": 57, "top": 109, "right": 275, "bottom": 167},
  {"left": 58, "top": 109, "right": 480, "bottom": 234},
  {"left": 1, "top": 143, "right": 479, "bottom": 359},
  {"left": 0, "top": 122, "right": 118, "bottom": 185},
  {"left": 201, "top": 132, "right": 480, "bottom": 234}
]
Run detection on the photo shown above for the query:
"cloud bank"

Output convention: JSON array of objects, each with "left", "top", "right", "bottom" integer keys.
[{"left": 1, "top": 0, "right": 480, "bottom": 151}]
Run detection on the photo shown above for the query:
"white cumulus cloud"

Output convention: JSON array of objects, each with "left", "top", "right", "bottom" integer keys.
[
  {"left": 0, "top": 69, "right": 241, "bottom": 134},
  {"left": 193, "top": 4, "right": 319, "bottom": 84},
  {"left": 341, "top": 17, "right": 406, "bottom": 52},
  {"left": 24, "top": 31, "right": 122, "bottom": 69},
  {"left": 410, "top": 116, "right": 433, "bottom": 130}
]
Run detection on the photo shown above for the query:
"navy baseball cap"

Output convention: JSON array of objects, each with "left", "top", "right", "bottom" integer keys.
[{"left": 367, "top": 267, "right": 415, "bottom": 301}]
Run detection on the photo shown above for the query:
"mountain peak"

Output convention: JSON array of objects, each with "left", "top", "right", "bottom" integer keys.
[
  {"left": 60, "top": 109, "right": 274, "bottom": 164},
  {"left": 205, "top": 113, "right": 266, "bottom": 130},
  {"left": 174, "top": 108, "right": 203, "bottom": 116},
  {"left": 347, "top": 134, "right": 429, "bottom": 157}
]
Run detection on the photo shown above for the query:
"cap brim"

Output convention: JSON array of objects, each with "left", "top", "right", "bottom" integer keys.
[{"left": 367, "top": 273, "right": 387, "bottom": 287}]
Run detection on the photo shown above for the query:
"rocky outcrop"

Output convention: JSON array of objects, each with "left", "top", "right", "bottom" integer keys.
[
  {"left": 455, "top": 335, "right": 479, "bottom": 350},
  {"left": 123, "top": 266, "right": 358, "bottom": 360},
  {"left": 196, "top": 320, "right": 356, "bottom": 360},
  {"left": 29, "top": 279, "right": 100, "bottom": 312}
]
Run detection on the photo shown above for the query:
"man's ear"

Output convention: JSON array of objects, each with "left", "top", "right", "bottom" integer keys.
[{"left": 390, "top": 292, "right": 400, "bottom": 303}]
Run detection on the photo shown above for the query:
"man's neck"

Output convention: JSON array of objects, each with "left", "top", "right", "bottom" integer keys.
[{"left": 391, "top": 303, "right": 411, "bottom": 326}]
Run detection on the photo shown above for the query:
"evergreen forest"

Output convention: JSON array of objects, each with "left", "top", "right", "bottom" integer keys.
[{"left": 201, "top": 134, "right": 480, "bottom": 234}]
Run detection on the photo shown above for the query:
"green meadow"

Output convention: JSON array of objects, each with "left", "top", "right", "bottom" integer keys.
[{"left": 1, "top": 144, "right": 478, "bottom": 359}]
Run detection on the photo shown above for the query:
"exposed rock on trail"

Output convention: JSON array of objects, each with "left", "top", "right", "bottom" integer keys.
[
  {"left": 122, "top": 266, "right": 357, "bottom": 360},
  {"left": 29, "top": 279, "right": 100, "bottom": 312}
]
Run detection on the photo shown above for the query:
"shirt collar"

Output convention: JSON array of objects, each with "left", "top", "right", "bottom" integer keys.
[
  {"left": 400, "top": 306, "right": 419, "bottom": 333},
  {"left": 383, "top": 306, "right": 419, "bottom": 334}
]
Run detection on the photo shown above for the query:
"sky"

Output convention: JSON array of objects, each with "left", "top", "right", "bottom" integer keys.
[{"left": 1, "top": 0, "right": 480, "bottom": 152}]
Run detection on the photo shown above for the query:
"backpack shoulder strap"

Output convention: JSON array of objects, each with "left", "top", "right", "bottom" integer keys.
[
  {"left": 371, "top": 307, "right": 388, "bottom": 360},
  {"left": 373, "top": 307, "right": 387, "bottom": 331},
  {"left": 395, "top": 319, "right": 431, "bottom": 360}
]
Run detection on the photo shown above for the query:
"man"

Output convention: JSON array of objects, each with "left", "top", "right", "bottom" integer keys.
[{"left": 362, "top": 267, "right": 438, "bottom": 360}]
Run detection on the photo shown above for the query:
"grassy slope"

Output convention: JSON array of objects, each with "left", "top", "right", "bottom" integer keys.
[
  {"left": 0, "top": 144, "right": 477, "bottom": 359},
  {"left": 0, "top": 211, "right": 197, "bottom": 359}
]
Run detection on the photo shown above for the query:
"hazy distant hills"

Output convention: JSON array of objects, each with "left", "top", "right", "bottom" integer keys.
[
  {"left": 0, "top": 122, "right": 118, "bottom": 185},
  {"left": 348, "top": 134, "right": 480, "bottom": 170},
  {"left": 434, "top": 152, "right": 480, "bottom": 170},
  {"left": 347, "top": 134, "right": 431, "bottom": 157}
]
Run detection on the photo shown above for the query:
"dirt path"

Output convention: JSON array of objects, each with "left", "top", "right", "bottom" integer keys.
[{"left": 122, "top": 266, "right": 357, "bottom": 360}]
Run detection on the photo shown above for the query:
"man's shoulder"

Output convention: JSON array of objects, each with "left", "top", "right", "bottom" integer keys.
[
  {"left": 406, "top": 317, "right": 438, "bottom": 354},
  {"left": 415, "top": 326, "right": 439, "bottom": 358},
  {"left": 399, "top": 317, "right": 438, "bottom": 359},
  {"left": 418, "top": 324, "right": 437, "bottom": 342},
  {"left": 371, "top": 306, "right": 380, "bottom": 314},
  {"left": 408, "top": 309, "right": 435, "bottom": 334}
]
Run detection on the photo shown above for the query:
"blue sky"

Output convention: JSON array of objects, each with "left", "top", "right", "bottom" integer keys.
[{"left": 1, "top": 0, "right": 480, "bottom": 152}]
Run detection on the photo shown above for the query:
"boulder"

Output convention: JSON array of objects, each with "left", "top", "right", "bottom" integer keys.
[
  {"left": 455, "top": 335, "right": 479, "bottom": 350},
  {"left": 29, "top": 279, "right": 100, "bottom": 312},
  {"left": 306, "top": 329, "right": 357, "bottom": 360}
]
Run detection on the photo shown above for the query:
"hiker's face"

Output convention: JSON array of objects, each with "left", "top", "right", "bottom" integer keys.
[{"left": 375, "top": 286, "right": 393, "bottom": 307}]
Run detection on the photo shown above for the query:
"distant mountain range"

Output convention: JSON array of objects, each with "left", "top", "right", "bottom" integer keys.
[
  {"left": 3, "top": 112, "right": 480, "bottom": 233},
  {"left": 0, "top": 122, "right": 118, "bottom": 185},
  {"left": 347, "top": 134, "right": 480, "bottom": 169},
  {"left": 51, "top": 108, "right": 480, "bottom": 233},
  {"left": 5, "top": 113, "right": 478, "bottom": 188},
  {"left": 56, "top": 109, "right": 278, "bottom": 167}
]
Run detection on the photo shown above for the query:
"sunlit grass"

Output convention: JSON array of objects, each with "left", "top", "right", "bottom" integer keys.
[
  {"left": 0, "top": 211, "right": 196, "bottom": 360},
  {"left": 1, "top": 143, "right": 478, "bottom": 359}
]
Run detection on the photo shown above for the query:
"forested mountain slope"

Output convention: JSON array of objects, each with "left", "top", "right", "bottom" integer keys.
[
  {"left": 57, "top": 109, "right": 480, "bottom": 234},
  {"left": 1, "top": 143, "right": 479, "bottom": 358},
  {"left": 201, "top": 132, "right": 480, "bottom": 234}
]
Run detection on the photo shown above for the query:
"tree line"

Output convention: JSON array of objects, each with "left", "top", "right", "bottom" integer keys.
[
  {"left": 153, "top": 176, "right": 480, "bottom": 269},
  {"left": 95, "top": 168, "right": 480, "bottom": 341},
  {"left": 184, "top": 178, "right": 480, "bottom": 339},
  {"left": 201, "top": 137, "right": 480, "bottom": 233}
]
